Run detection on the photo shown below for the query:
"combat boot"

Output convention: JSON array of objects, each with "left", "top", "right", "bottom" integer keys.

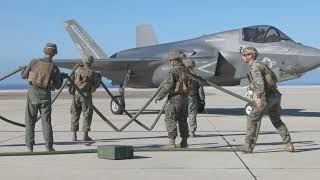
[
  {"left": 46, "top": 146, "right": 55, "bottom": 152},
  {"left": 165, "top": 138, "right": 176, "bottom": 148},
  {"left": 240, "top": 143, "right": 252, "bottom": 153},
  {"left": 72, "top": 132, "right": 77, "bottom": 141},
  {"left": 190, "top": 131, "right": 196, "bottom": 138},
  {"left": 180, "top": 138, "right": 188, "bottom": 148},
  {"left": 284, "top": 142, "right": 294, "bottom": 152},
  {"left": 83, "top": 131, "right": 92, "bottom": 141},
  {"left": 27, "top": 146, "right": 33, "bottom": 152}
]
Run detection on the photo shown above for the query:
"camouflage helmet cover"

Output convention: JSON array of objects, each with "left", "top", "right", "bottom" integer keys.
[
  {"left": 82, "top": 55, "right": 94, "bottom": 64},
  {"left": 168, "top": 50, "right": 186, "bottom": 61},
  {"left": 241, "top": 47, "right": 258, "bottom": 57},
  {"left": 183, "top": 59, "right": 195, "bottom": 67},
  {"left": 43, "top": 43, "right": 58, "bottom": 55}
]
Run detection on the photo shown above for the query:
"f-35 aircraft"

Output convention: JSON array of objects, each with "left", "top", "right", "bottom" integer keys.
[{"left": 55, "top": 19, "right": 320, "bottom": 114}]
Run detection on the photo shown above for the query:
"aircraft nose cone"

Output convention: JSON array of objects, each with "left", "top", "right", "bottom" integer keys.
[{"left": 297, "top": 46, "right": 320, "bottom": 73}]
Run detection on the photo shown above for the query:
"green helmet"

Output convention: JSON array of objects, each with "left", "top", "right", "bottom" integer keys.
[
  {"left": 83, "top": 55, "right": 94, "bottom": 64},
  {"left": 43, "top": 43, "right": 58, "bottom": 55},
  {"left": 241, "top": 47, "right": 258, "bottom": 57},
  {"left": 183, "top": 59, "right": 195, "bottom": 68},
  {"left": 168, "top": 50, "right": 186, "bottom": 61}
]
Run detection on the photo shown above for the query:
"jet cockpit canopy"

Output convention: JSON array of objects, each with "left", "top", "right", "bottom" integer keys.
[{"left": 242, "top": 25, "right": 294, "bottom": 43}]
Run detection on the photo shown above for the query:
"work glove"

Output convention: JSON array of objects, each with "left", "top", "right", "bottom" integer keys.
[
  {"left": 154, "top": 98, "right": 160, "bottom": 104},
  {"left": 61, "top": 72, "right": 69, "bottom": 79}
]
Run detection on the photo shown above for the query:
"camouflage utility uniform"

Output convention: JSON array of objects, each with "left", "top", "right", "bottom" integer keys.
[
  {"left": 155, "top": 51, "right": 200, "bottom": 148},
  {"left": 157, "top": 63, "right": 189, "bottom": 139},
  {"left": 184, "top": 60, "right": 205, "bottom": 137},
  {"left": 70, "top": 55, "right": 100, "bottom": 141},
  {"left": 21, "top": 43, "right": 63, "bottom": 151},
  {"left": 240, "top": 46, "right": 294, "bottom": 153},
  {"left": 246, "top": 61, "right": 291, "bottom": 145}
]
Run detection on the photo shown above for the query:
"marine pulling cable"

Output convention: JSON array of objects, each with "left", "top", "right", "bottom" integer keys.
[
  {"left": 66, "top": 76, "right": 120, "bottom": 132},
  {"left": 0, "top": 65, "right": 81, "bottom": 127},
  {"left": 35, "top": 64, "right": 80, "bottom": 123}
]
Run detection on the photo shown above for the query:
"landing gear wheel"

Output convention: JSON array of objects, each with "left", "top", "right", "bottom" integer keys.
[
  {"left": 110, "top": 96, "right": 125, "bottom": 115},
  {"left": 245, "top": 103, "right": 253, "bottom": 116}
]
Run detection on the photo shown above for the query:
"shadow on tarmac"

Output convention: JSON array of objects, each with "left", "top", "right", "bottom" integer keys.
[
  {"left": 126, "top": 109, "right": 161, "bottom": 115},
  {"left": 204, "top": 108, "right": 320, "bottom": 117},
  {"left": 247, "top": 140, "right": 320, "bottom": 153},
  {"left": 126, "top": 108, "right": 320, "bottom": 117}
]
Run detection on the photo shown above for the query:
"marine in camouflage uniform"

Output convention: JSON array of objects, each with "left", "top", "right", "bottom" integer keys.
[
  {"left": 240, "top": 47, "right": 294, "bottom": 153},
  {"left": 21, "top": 43, "right": 63, "bottom": 152},
  {"left": 184, "top": 59, "right": 205, "bottom": 137},
  {"left": 70, "top": 55, "right": 100, "bottom": 141},
  {"left": 155, "top": 50, "right": 192, "bottom": 148}
]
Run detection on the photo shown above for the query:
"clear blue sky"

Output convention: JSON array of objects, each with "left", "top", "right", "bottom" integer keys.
[{"left": 0, "top": 0, "right": 320, "bottom": 85}]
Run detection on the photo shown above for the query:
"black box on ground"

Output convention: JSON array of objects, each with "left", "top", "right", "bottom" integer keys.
[{"left": 97, "top": 145, "right": 134, "bottom": 160}]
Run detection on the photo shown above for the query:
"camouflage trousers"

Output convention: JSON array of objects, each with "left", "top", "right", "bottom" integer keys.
[
  {"left": 70, "top": 92, "right": 93, "bottom": 132},
  {"left": 246, "top": 91, "right": 291, "bottom": 144},
  {"left": 165, "top": 94, "right": 189, "bottom": 139},
  {"left": 25, "top": 98, "right": 53, "bottom": 148},
  {"left": 188, "top": 95, "right": 198, "bottom": 132}
]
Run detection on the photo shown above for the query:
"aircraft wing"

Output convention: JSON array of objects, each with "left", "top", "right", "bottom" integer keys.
[{"left": 54, "top": 58, "right": 161, "bottom": 72}]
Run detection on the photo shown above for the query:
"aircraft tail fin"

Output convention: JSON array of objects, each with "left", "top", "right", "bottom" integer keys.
[
  {"left": 136, "top": 24, "right": 158, "bottom": 48},
  {"left": 64, "top": 19, "right": 108, "bottom": 59}
]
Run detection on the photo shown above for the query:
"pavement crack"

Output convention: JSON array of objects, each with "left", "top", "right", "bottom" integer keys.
[{"left": 204, "top": 109, "right": 258, "bottom": 180}]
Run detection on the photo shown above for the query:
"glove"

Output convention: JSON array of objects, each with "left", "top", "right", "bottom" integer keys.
[
  {"left": 96, "top": 71, "right": 102, "bottom": 79},
  {"left": 68, "top": 84, "right": 75, "bottom": 95},
  {"left": 61, "top": 72, "right": 68, "bottom": 79}
]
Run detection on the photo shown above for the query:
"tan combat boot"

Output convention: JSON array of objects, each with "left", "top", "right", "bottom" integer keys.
[
  {"left": 72, "top": 132, "right": 77, "bottom": 141},
  {"left": 240, "top": 143, "right": 252, "bottom": 153},
  {"left": 46, "top": 146, "right": 55, "bottom": 152},
  {"left": 27, "top": 146, "right": 33, "bottom": 152},
  {"left": 284, "top": 142, "right": 294, "bottom": 152},
  {"left": 83, "top": 131, "right": 93, "bottom": 141},
  {"left": 165, "top": 138, "right": 176, "bottom": 148},
  {"left": 180, "top": 138, "right": 188, "bottom": 148}
]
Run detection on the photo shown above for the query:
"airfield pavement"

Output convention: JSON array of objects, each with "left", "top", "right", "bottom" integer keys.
[{"left": 0, "top": 86, "right": 319, "bottom": 180}]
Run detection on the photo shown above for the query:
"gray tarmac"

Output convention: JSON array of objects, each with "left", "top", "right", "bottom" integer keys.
[{"left": 0, "top": 86, "right": 319, "bottom": 180}]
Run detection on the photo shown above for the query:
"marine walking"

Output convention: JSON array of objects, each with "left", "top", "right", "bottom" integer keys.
[{"left": 239, "top": 47, "right": 294, "bottom": 153}]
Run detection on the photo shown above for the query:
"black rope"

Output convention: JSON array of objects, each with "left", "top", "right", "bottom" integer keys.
[
  {"left": 0, "top": 66, "right": 25, "bottom": 81},
  {"left": 0, "top": 115, "right": 25, "bottom": 127}
]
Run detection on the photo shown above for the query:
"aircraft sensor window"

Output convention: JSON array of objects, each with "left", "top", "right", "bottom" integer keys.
[{"left": 242, "top": 25, "right": 293, "bottom": 43}]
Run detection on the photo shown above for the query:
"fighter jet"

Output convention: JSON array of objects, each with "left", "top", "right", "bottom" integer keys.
[{"left": 55, "top": 19, "right": 320, "bottom": 114}]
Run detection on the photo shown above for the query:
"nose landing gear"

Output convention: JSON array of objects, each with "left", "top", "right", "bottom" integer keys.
[
  {"left": 244, "top": 87, "right": 254, "bottom": 116},
  {"left": 110, "top": 95, "right": 125, "bottom": 115},
  {"left": 110, "top": 69, "right": 131, "bottom": 115}
]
